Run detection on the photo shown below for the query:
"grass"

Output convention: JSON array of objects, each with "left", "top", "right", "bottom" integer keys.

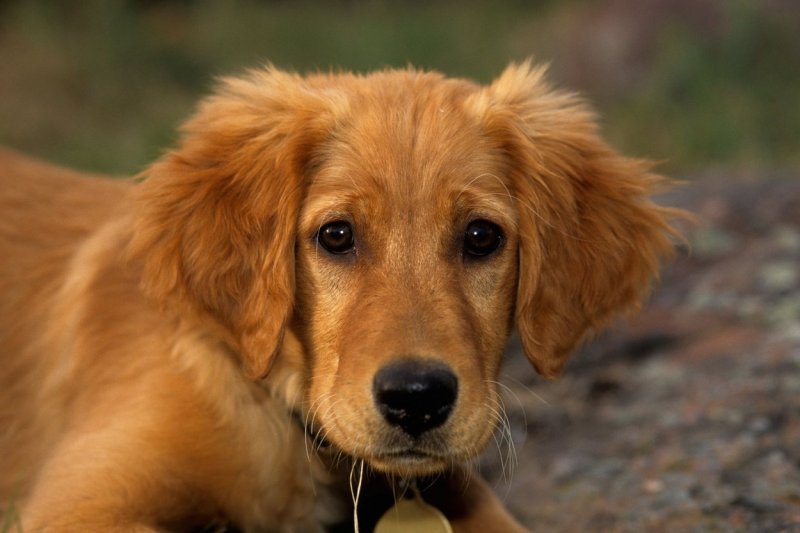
[
  {"left": 0, "top": 0, "right": 797, "bottom": 175},
  {"left": 604, "top": 1, "right": 800, "bottom": 171}
]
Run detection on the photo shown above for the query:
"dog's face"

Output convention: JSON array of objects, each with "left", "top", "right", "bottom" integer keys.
[
  {"left": 294, "top": 84, "right": 519, "bottom": 473},
  {"left": 131, "top": 64, "right": 677, "bottom": 477}
]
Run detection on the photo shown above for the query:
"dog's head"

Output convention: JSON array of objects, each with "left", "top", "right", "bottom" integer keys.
[{"left": 131, "top": 63, "right": 677, "bottom": 476}]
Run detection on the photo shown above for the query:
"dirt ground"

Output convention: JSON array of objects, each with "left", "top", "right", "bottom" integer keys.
[{"left": 492, "top": 171, "right": 800, "bottom": 531}]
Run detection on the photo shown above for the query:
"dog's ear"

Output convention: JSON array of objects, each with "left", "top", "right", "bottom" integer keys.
[
  {"left": 130, "top": 68, "right": 334, "bottom": 379},
  {"left": 470, "top": 61, "right": 680, "bottom": 379}
]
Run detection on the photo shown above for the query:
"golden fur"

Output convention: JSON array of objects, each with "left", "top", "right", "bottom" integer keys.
[{"left": 0, "top": 62, "right": 678, "bottom": 531}]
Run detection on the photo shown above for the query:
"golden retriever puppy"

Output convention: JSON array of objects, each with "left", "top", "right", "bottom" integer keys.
[{"left": 0, "top": 62, "right": 678, "bottom": 531}]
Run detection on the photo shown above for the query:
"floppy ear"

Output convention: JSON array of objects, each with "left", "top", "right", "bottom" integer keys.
[
  {"left": 471, "top": 62, "right": 680, "bottom": 379},
  {"left": 129, "top": 67, "right": 334, "bottom": 379}
]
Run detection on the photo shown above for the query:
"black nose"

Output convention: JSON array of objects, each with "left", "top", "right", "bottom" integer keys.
[{"left": 373, "top": 359, "right": 458, "bottom": 438}]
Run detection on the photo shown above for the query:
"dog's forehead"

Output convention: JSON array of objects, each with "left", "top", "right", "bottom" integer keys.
[{"left": 307, "top": 76, "right": 512, "bottom": 215}]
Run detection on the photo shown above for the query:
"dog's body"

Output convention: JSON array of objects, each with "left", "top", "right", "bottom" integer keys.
[{"left": 0, "top": 64, "right": 677, "bottom": 531}]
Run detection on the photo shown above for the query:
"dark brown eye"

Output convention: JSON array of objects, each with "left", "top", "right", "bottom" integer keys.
[
  {"left": 318, "top": 221, "right": 355, "bottom": 254},
  {"left": 464, "top": 220, "right": 503, "bottom": 258}
]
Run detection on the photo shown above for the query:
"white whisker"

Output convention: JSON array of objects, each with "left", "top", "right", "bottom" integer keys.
[
  {"left": 303, "top": 391, "right": 336, "bottom": 461},
  {"left": 483, "top": 381, "right": 521, "bottom": 488},
  {"left": 498, "top": 373, "right": 552, "bottom": 407}
]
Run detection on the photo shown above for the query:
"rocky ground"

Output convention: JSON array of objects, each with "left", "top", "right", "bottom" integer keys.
[{"left": 491, "top": 171, "right": 800, "bottom": 531}]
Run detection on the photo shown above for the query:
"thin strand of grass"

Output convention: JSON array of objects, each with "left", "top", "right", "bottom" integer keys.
[{"left": 349, "top": 459, "right": 365, "bottom": 533}]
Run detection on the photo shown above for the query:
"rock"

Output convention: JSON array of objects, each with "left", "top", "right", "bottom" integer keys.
[{"left": 497, "top": 171, "right": 800, "bottom": 531}]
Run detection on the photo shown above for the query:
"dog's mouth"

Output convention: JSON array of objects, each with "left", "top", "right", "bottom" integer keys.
[
  {"left": 296, "top": 414, "right": 440, "bottom": 453},
  {"left": 384, "top": 449, "right": 433, "bottom": 458},
  {"left": 296, "top": 413, "right": 454, "bottom": 474},
  {"left": 368, "top": 447, "right": 450, "bottom": 475},
  {"left": 365, "top": 433, "right": 470, "bottom": 474},
  {"left": 300, "top": 409, "right": 494, "bottom": 477},
  {"left": 379, "top": 448, "right": 444, "bottom": 462}
]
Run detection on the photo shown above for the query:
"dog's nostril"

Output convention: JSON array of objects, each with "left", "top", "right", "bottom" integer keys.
[{"left": 373, "top": 360, "right": 458, "bottom": 438}]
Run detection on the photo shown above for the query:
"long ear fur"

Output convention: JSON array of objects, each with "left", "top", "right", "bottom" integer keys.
[
  {"left": 129, "top": 67, "right": 335, "bottom": 379},
  {"left": 470, "top": 61, "right": 681, "bottom": 379}
]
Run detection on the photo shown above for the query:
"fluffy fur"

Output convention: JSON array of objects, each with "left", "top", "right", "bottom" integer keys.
[{"left": 0, "top": 62, "right": 678, "bottom": 531}]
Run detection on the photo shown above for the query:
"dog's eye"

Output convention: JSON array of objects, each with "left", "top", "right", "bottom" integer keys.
[
  {"left": 318, "top": 221, "right": 355, "bottom": 254},
  {"left": 463, "top": 220, "right": 503, "bottom": 258}
]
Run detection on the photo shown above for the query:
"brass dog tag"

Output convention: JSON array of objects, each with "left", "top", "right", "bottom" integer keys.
[{"left": 375, "top": 494, "right": 453, "bottom": 533}]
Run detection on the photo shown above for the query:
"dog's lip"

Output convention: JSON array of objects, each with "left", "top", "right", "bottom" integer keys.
[
  {"left": 367, "top": 447, "right": 452, "bottom": 475},
  {"left": 376, "top": 448, "right": 446, "bottom": 461}
]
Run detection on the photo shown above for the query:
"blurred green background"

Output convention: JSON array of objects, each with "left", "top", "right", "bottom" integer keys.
[{"left": 0, "top": 0, "right": 797, "bottom": 176}]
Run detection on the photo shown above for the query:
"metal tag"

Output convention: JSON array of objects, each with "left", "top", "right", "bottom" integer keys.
[{"left": 375, "top": 494, "right": 453, "bottom": 533}]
